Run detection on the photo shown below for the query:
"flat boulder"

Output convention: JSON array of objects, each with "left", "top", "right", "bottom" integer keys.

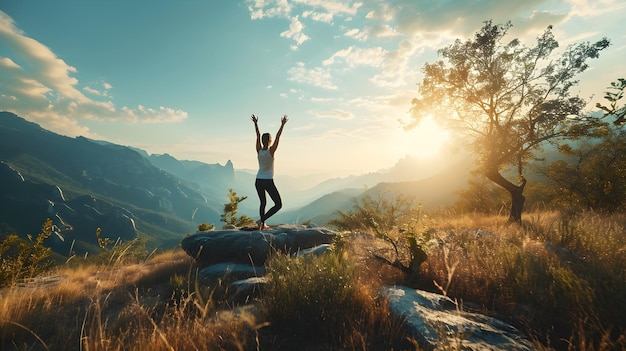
[
  {"left": 382, "top": 286, "right": 535, "bottom": 351},
  {"left": 181, "top": 225, "right": 336, "bottom": 267}
]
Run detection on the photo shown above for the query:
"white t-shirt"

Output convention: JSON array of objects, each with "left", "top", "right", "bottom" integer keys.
[{"left": 256, "top": 148, "right": 274, "bottom": 179}]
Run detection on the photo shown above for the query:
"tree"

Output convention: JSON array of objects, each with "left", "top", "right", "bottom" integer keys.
[
  {"left": 221, "top": 188, "right": 254, "bottom": 228},
  {"left": 544, "top": 78, "right": 626, "bottom": 212},
  {"left": 409, "top": 21, "right": 609, "bottom": 222}
]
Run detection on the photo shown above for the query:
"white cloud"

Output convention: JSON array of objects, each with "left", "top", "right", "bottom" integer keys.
[
  {"left": 292, "top": 0, "right": 362, "bottom": 16},
  {"left": 0, "top": 11, "right": 188, "bottom": 137},
  {"left": 247, "top": 0, "right": 362, "bottom": 48},
  {"left": 246, "top": 0, "right": 292, "bottom": 19},
  {"left": 566, "top": 0, "right": 626, "bottom": 18},
  {"left": 370, "top": 39, "right": 419, "bottom": 88},
  {"left": 323, "top": 46, "right": 387, "bottom": 68},
  {"left": 344, "top": 28, "right": 368, "bottom": 41},
  {"left": 0, "top": 11, "right": 87, "bottom": 102},
  {"left": 120, "top": 105, "right": 188, "bottom": 124},
  {"left": 312, "top": 108, "right": 354, "bottom": 120},
  {"left": 302, "top": 10, "right": 333, "bottom": 23},
  {"left": 370, "top": 24, "right": 399, "bottom": 38},
  {"left": 83, "top": 82, "right": 111, "bottom": 97},
  {"left": 280, "top": 15, "right": 310, "bottom": 48},
  {"left": 355, "top": 0, "right": 575, "bottom": 43},
  {"left": 288, "top": 62, "right": 337, "bottom": 89}
]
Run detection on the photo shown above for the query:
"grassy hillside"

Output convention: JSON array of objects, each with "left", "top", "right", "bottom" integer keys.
[{"left": 1, "top": 210, "right": 624, "bottom": 350}]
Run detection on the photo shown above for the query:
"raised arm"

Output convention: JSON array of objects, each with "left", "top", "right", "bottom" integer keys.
[
  {"left": 270, "top": 115, "right": 288, "bottom": 155},
  {"left": 251, "top": 114, "right": 261, "bottom": 152}
]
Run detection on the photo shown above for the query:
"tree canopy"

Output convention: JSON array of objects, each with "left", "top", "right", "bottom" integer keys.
[{"left": 410, "top": 21, "right": 610, "bottom": 222}]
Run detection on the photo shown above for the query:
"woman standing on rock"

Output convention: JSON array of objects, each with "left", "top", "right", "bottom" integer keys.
[{"left": 251, "top": 114, "right": 288, "bottom": 230}]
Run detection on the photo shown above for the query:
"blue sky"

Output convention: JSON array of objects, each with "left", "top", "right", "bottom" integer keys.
[{"left": 1, "top": 0, "right": 625, "bottom": 178}]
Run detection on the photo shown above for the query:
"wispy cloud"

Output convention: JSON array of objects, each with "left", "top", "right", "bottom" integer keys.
[
  {"left": 247, "top": 0, "right": 362, "bottom": 49},
  {"left": 311, "top": 108, "right": 353, "bottom": 120},
  {"left": 280, "top": 15, "right": 310, "bottom": 49},
  {"left": 0, "top": 11, "right": 187, "bottom": 137},
  {"left": 322, "top": 46, "right": 387, "bottom": 68},
  {"left": 288, "top": 61, "right": 337, "bottom": 89},
  {"left": 566, "top": 0, "right": 626, "bottom": 18}
]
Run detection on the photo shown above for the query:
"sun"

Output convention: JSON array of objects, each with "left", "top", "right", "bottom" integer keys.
[{"left": 394, "top": 115, "right": 451, "bottom": 160}]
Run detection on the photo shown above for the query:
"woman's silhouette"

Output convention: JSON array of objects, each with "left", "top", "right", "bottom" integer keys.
[{"left": 251, "top": 114, "right": 288, "bottom": 230}]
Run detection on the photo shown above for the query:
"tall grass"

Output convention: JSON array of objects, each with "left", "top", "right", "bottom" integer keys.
[
  {"left": 260, "top": 248, "right": 411, "bottom": 350},
  {"left": 419, "top": 210, "right": 626, "bottom": 350},
  {"left": 1, "top": 250, "right": 265, "bottom": 350}
]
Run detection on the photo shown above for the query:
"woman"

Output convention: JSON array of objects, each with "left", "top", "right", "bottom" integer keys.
[{"left": 251, "top": 114, "right": 288, "bottom": 230}]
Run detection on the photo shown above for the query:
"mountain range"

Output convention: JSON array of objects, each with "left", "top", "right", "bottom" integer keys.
[{"left": 0, "top": 111, "right": 471, "bottom": 254}]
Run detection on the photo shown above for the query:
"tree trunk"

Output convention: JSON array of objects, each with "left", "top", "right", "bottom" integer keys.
[{"left": 485, "top": 170, "right": 527, "bottom": 223}]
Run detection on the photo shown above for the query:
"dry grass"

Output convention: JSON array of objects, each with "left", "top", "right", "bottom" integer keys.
[
  {"left": 1, "top": 245, "right": 407, "bottom": 351},
  {"left": 260, "top": 248, "right": 412, "bottom": 350},
  {"left": 1, "top": 210, "right": 625, "bottom": 350},
  {"left": 415, "top": 210, "right": 626, "bottom": 350},
  {"left": 0, "top": 249, "right": 266, "bottom": 351}
]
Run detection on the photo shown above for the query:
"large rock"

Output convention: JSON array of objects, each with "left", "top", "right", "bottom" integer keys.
[
  {"left": 383, "top": 286, "right": 535, "bottom": 351},
  {"left": 181, "top": 225, "right": 336, "bottom": 267},
  {"left": 199, "top": 263, "right": 266, "bottom": 280}
]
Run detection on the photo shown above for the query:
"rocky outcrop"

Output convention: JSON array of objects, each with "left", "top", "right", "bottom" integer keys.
[
  {"left": 180, "top": 225, "right": 336, "bottom": 267},
  {"left": 382, "top": 286, "right": 535, "bottom": 351},
  {"left": 182, "top": 227, "right": 535, "bottom": 350}
]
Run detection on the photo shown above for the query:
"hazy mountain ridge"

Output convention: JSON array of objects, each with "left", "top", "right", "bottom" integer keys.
[
  {"left": 272, "top": 157, "right": 473, "bottom": 225},
  {"left": 0, "top": 111, "right": 472, "bottom": 251},
  {"left": 0, "top": 112, "right": 222, "bottom": 250}
]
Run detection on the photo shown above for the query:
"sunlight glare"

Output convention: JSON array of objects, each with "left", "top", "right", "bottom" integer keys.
[{"left": 395, "top": 115, "right": 450, "bottom": 159}]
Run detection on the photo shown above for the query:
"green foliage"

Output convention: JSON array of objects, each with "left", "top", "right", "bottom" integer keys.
[
  {"left": 261, "top": 248, "right": 411, "bottom": 349},
  {"left": 197, "top": 223, "right": 214, "bottom": 231},
  {"left": 0, "top": 218, "right": 54, "bottom": 287},
  {"left": 453, "top": 175, "right": 561, "bottom": 214},
  {"left": 263, "top": 251, "right": 356, "bottom": 336},
  {"left": 596, "top": 78, "right": 626, "bottom": 125},
  {"left": 95, "top": 227, "right": 114, "bottom": 249},
  {"left": 220, "top": 188, "right": 254, "bottom": 228},
  {"left": 545, "top": 80, "right": 626, "bottom": 212},
  {"left": 92, "top": 227, "right": 150, "bottom": 265},
  {"left": 452, "top": 176, "right": 510, "bottom": 214},
  {"left": 545, "top": 132, "right": 626, "bottom": 212},
  {"left": 329, "top": 189, "right": 419, "bottom": 233},
  {"left": 329, "top": 190, "right": 429, "bottom": 279},
  {"left": 96, "top": 237, "right": 150, "bottom": 266}
]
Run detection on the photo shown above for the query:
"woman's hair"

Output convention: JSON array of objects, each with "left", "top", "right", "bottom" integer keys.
[{"left": 261, "top": 133, "right": 271, "bottom": 148}]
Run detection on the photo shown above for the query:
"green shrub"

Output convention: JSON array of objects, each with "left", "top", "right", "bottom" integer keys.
[
  {"left": 329, "top": 190, "right": 429, "bottom": 279},
  {"left": 0, "top": 218, "right": 54, "bottom": 287},
  {"left": 197, "top": 223, "right": 214, "bottom": 231},
  {"left": 221, "top": 188, "right": 254, "bottom": 228}
]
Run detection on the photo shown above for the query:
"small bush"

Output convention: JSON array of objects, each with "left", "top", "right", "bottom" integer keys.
[
  {"left": 0, "top": 218, "right": 54, "bottom": 287},
  {"left": 329, "top": 190, "right": 429, "bottom": 280},
  {"left": 197, "top": 223, "right": 214, "bottom": 231},
  {"left": 221, "top": 188, "right": 254, "bottom": 228}
]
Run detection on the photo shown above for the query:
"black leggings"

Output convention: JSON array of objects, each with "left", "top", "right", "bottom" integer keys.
[{"left": 255, "top": 178, "right": 282, "bottom": 222}]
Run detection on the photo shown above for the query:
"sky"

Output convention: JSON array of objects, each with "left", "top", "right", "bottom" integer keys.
[{"left": 1, "top": 0, "right": 625, "bottom": 179}]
